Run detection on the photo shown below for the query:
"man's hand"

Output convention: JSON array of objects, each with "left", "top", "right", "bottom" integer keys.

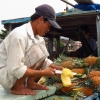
[
  {"left": 42, "top": 67, "right": 56, "bottom": 77},
  {"left": 50, "top": 63, "right": 63, "bottom": 70}
]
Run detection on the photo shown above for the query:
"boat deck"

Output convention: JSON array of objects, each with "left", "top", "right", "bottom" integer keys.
[
  {"left": 0, "top": 85, "right": 56, "bottom": 100},
  {"left": 0, "top": 85, "right": 100, "bottom": 100}
]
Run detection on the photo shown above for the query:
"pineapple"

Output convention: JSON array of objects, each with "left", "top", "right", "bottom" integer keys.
[
  {"left": 83, "top": 76, "right": 100, "bottom": 87},
  {"left": 66, "top": 57, "right": 73, "bottom": 61},
  {"left": 90, "top": 76, "right": 100, "bottom": 86},
  {"left": 60, "top": 82, "right": 77, "bottom": 93},
  {"left": 60, "top": 61, "right": 74, "bottom": 69},
  {"left": 37, "top": 76, "right": 46, "bottom": 85},
  {"left": 61, "top": 68, "right": 73, "bottom": 77},
  {"left": 76, "top": 78, "right": 94, "bottom": 96},
  {"left": 78, "top": 87, "right": 93, "bottom": 96},
  {"left": 84, "top": 56, "right": 98, "bottom": 65},
  {"left": 61, "top": 68, "right": 73, "bottom": 87},
  {"left": 89, "top": 71, "right": 100, "bottom": 78},
  {"left": 71, "top": 68, "right": 85, "bottom": 74}
]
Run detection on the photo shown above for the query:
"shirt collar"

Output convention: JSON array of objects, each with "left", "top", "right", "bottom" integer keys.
[
  {"left": 26, "top": 22, "right": 43, "bottom": 44},
  {"left": 26, "top": 21, "right": 34, "bottom": 40}
]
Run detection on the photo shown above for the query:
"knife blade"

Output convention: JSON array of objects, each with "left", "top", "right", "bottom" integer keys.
[{"left": 55, "top": 70, "right": 77, "bottom": 75}]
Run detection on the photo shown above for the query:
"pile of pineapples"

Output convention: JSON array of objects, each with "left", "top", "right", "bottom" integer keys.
[
  {"left": 55, "top": 55, "right": 100, "bottom": 97},
  {"left": 38, "top": 54, "right": 100, "bottom": 99}
]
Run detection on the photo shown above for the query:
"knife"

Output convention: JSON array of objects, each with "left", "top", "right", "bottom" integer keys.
[{"left": 55, "top": 70, "right": 77, "bottom": 75}]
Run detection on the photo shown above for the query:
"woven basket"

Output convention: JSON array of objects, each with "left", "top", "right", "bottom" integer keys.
[{"left": 74, "top": 0, "right": 94, "bottom": 4}]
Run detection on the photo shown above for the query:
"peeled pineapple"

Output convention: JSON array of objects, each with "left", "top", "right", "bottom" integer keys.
[
  {"left": 84, "top": 56, "right": 98, "bottom": 65},
  {"left": 61, "top": 76, "right": 71, "bottom": 87},
  {"left": 61, "top": 68, "right": 73, "bottom": 87},
  {"left": 62, "top": 68, "right": 73, "bottom": 77},
  {"left": 37, "top": 76, "right": 46, "bottom": 85}
]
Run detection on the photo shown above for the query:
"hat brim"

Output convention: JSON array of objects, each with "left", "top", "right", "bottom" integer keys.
[{"left": 48, "top": 20, "right": 61, "bottom": 29}]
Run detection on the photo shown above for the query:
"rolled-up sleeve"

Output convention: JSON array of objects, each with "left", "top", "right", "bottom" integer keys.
[
  {"left": 42, "top": 58, "right": 53, "bottom": 69},
  {"left": 7, "top": 33, "right": 27, "bottom": 79},
  {"left": 13, "top": 65, "right": 27, "bottom": 79}
]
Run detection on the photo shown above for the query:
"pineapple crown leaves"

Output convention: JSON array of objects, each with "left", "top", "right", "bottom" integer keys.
[
  {"left": 73, "top": 59, "right": 87, "bottom": 68},
  {"left": 45, "top": 76, "right": 61, "bottom": 86},
  {"left": 80, "top": 79, "right": 94, "bottom": 88},
  {"left": 84, "top": 65, "right": 93, "bottom": 76},
  {"left": 74, "top": 92, "right": 86, "bottom": 100},
  {"left": 94, "top": 84, "right": 100, "bottom": 93},
  {"left": 91, "top": 65, "right": 100, "bottom": 71},
  {"left": 53, "top": 54, "right": 67, "bottom": 65},
  {"left": 96, "top": 57, "right": 100, "bottom": 67},
  {"left": 58, "top": 54, "right": 67, "bottom": 61},
  {"left": 53, "top": 58, "right": 62, "bottom": 66}
]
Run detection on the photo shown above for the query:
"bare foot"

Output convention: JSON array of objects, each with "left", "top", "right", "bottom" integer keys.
[
  {"left": 27, "top": 81, "right": 49, "bottom": 90},
  {"left": 11, "top": 84, "right": 36, "bottom": 95}
]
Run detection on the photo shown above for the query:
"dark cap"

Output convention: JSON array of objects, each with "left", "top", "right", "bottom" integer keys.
[{"left": 35, "top": 4, "right": 61, "bottom": 29}]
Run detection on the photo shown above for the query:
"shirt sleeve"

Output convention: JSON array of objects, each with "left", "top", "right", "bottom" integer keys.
[
  {"left": 75, "top": 46, "right": 85, "bottom": 58},
  {"left": 6, "top": 32, "right": 27, "bottom": 79},
  {"left": 42, "top": 58, "right": 53, "bottom": 69},
  {"left": 88, "top": 38, "right": 97, "bottom": 50},
  {"left": 77, "top": 46, "right": 84, "bottom": 53}
]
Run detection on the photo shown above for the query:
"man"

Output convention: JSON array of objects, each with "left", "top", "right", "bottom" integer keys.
[
  {"left": 72, "top": 24, "right": 97, "bottom": 58},
  {"left": 0, "top": 4, "right": 62, "bottom": 95}
]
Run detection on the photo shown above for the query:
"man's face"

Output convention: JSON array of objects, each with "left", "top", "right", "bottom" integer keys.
[
  {"left": 82, "top": 30, "right": 88, "bottom": 39},
  {"left": 37, "top": 16, "right": 51, "bottom": 36}
]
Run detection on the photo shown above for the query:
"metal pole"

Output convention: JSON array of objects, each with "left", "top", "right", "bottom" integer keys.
[
  {"left": 62, "top": 38, "right": 70, "bottom": 54},
  {"left": 96, "top": 10, "right": 100, "bottom": 56},
  {"left": 61, "top": 0, "right": 74, "bottom": 7}
]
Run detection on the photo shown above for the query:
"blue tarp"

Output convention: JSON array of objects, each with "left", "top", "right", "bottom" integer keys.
[{"left": 74, "top": 3, "right": 100, "bottom": 11}]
